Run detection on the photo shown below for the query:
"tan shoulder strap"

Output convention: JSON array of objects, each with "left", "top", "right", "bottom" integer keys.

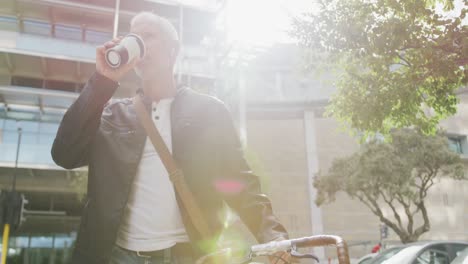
[{"left": 133, "top": 95, "right": 213, "bottom": 239}]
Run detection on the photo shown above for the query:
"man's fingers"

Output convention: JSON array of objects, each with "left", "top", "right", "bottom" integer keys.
[
  {"left": 101, "top": 35, "right": 124, "bottom": 49},
  {"left": 103, "top": 41, "right": 117, "bottom": 49},
  {"left": 110, "top": 36, "right": 123, "bottom": 45},
  {"left": 96, "top": 45, "right": 106, "bottom": 53}
]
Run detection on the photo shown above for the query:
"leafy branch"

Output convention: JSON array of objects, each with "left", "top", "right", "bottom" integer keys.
[{"left": 314, "top": 128, "right": 466, "bottom": 243}]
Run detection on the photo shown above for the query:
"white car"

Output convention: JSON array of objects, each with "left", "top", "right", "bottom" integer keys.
[
  {"left": 451, "top": 247, "right": 468, "bottom": 264},
  {"left": 370, "top": 241, "right": 468, "bottom": 264},
  {"left": 357, "top": 253, "right": 377, "bottom": 264},
  {"left": 367, "top": 246, "right": 406, "bottom": 264}
]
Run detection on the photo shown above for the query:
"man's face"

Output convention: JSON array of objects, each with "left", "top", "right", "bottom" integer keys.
[{"left": 130, "top": 18, "right": 174, "bottom": 80}]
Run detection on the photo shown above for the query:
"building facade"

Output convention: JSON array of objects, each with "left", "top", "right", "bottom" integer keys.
[
  {"left": 0, "top": 0, "right": 220, "bottom": 262},
  {"left": 0, "top": 0, "right": 467, "bottom": 263},
  {"left": 241, "top": 47, "right": 468, "bottom": 261}
]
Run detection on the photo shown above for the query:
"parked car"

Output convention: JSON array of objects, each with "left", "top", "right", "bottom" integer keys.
[
  {"left": 369, "top": 241, "right": 468, "bottom": 264},
  {"left": 450, "top": 247, "right": 468, "bottom": 264},
  {"left": 357, "top": 253, "right": 377, "bottom": 264},
  {"left": 368, "top": 245, "right": 406, "bottom": 264}
]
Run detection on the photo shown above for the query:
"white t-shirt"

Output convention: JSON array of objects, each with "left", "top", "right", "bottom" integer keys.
[{"left": 116, "top": 98, "right": 189, "bottom": 251}]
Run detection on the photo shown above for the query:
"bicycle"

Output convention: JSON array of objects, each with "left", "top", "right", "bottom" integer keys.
[{"left": 195, "top": 235, "right": 351, "bottom": 264}]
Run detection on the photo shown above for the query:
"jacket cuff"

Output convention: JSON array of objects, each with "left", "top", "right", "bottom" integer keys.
[
  {"left": 89, "top": 72, "right": 119, "bottom": 103},
  {"left": 74, "top": 72, "right": 119, "bottom": 116}
]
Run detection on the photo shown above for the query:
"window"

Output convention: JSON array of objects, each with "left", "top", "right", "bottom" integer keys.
[
  {"left": 23, "top": 19, "right": 51, "bottom": 37},
  {"left": 46, "top": 79, "right": 82, "bottom": 93},
  {"left": 448, "top": 137, "right": 464, "bottom": 154},
  {"left": 10, "top": 76, "right": 83, "bottom": 92},
  {"left": 54, "top": 24, "right": 82, "bottom": 42},
  {"left": 86, "top": 29, "right": 112, "bottom": 44},
  {"left": 450, "top": 243, "right": 468, "bottom": 260},
  {"left": 414, "top": 247, "right": 450, "bottom": 264},
  {"left": 11, "top": 76, "right": 43, "bottom": 88}
]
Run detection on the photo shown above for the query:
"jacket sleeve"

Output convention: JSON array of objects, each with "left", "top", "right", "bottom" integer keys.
[
  {"left": 214, "top": 102, "right": 289, "bottom": 243},
  {"left": 51, "top": 72, "right": 118, "bottom": 169}
]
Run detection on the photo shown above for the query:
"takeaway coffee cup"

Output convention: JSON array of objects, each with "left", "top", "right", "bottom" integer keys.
[{"left": 105, "top": 34, "right": 145, "bottom": 68}]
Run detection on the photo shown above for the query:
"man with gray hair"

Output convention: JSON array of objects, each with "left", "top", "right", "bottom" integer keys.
[{"left": 52, "top": 12, "right": 290, "bottom": 264}]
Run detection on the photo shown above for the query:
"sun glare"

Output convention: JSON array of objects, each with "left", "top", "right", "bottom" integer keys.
[
  {"left": 219, "top": 0, "right": 465, "bottom": 47},
  {"left": 221, "top": 0, "right": 319, "bottom": 47}
]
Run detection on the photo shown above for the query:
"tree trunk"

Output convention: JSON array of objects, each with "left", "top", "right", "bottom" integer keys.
[{"left": 400, "top": 234, "right": 420, "bottom": 244}]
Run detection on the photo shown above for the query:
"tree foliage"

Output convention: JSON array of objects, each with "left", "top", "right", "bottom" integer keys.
[
  {"left": 292, "top": 0, "right": 467, "bottom": 135},
  {"left": 314, "top": 129, "right": 466, "bottom": 243}
]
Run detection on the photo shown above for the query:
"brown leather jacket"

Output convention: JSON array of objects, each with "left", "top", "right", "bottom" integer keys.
[{"left": 52, "top": 72, "right": 288, "bottom": 264}]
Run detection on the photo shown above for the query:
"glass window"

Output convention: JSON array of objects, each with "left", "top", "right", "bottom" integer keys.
[
  {"left": 369, "top": 246, "right": 406, "bottom": 264},
  {"left": 6, "top": 235, "right": 75, "bottom": 264},
  {"left": 3, "top": 119, "right": 17, "bottom": 128},
  {"left": 448, "top": 137, "right": 463, "bottom": 154},
  {"left": 86, "top": 29, "right": 112, "bottom": 44},
  {"left": 359, "top": 256, "right": 375, "bottom": 264},
  {"left": 23, "top": 19, "right": 51, "bottom": 37},
  {"left": 11, "top": 76, "right": 44, "bottom": 88},
  {"left": 0, "top": 16, "right": 18, "bottom": 31},
  {"left": 55, "top": 24, "right": 82, "bottom": 42},
  {"left": 413, "top": 247, "right": 449, "bottom": 264},
  {"left": 452, "top": 243, "right": 468, "bottom": 257},
  {"left": 451, "top": 247, "right": 468, "bottom": 264},
  {"left": 38, "top": 122, "right": 59, "bottom": 134},
  {"left": 20, "top": 132, "right": 38, "bottom": 144},
  {"left": 38, "top": 133, "right": 55, "bottom": 145},
  {"left": 18, "top": 120, "right": 39, "bottom": 133},
  {"left": 2, "top": 129, "right": 18, "bottom": 144},
  {"left": 0, "top": 118, "right": 60, "bottom": 166}
]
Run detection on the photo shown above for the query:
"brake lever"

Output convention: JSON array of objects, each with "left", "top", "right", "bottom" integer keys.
[{"left": 290, "top": 249, "right": 320, "bottom": 262}]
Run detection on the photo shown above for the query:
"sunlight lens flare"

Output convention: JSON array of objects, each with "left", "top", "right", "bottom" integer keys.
[
  {"left": 221, "top": 0, "right": 318, "bottom": 46},
  {"left": 214, "top": 179, "right": 246, "bottom": 194}
]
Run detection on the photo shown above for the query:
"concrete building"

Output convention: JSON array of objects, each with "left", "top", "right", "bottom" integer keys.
[
  {"left": 0, "top": 0, "right": 221, "bottom": 262},
  {"left": 241, "top": 44, "right": 468, "bottom": 261},
  {"left": 0, "top": 0, "right": 467, "bottom": 263}
]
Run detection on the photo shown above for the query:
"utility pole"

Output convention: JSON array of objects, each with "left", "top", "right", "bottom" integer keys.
[
  {"left": 379, "top": 223, "right": 388, "bottom": 249},
  {"left": 112, "top": 0, "right": 121, "bottom": 38},
  {"left": 1, "top": 127, "right": 28, "bottom": 264}
]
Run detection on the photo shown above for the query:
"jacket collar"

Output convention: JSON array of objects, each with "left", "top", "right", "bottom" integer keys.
[{"left": 136, "top": 84, "right": 189, "bottom": 111}]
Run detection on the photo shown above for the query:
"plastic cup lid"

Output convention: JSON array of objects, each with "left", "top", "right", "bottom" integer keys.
[{"left": 106, "top": 50, "right": 121, "bottom": 67}]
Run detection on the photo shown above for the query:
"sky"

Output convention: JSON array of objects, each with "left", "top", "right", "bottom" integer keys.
[
  {"left": 222, "top": 0, "right": 319, "bottom": 47},
  {"left": 156, "top": 0, "right": 466, "bottom": 48},
  {"left": 221, "top": 0, "right": 466, "bottom": 47}
]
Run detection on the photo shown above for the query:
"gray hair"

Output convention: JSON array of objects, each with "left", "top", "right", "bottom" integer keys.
[{"left": 130, "top": 12, "right": 179, "bottom": 43}]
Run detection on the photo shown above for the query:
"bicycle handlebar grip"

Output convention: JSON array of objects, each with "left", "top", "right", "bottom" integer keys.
[
  {"left": 251, "top": 240, "right": 292, "bottom": 255},
  {"left": 291, "top": 235, "right": 350, "bottom": 264}
]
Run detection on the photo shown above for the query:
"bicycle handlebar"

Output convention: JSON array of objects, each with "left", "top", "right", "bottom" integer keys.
[
  {"left": 292, "top": 235, "right": 350, "bottom": 264},
  {"left": 196, "top": 234, "right": 350, "bottom": 264},
  {"left": 251, "top": 235, "right": 350, "bottom": 264}
]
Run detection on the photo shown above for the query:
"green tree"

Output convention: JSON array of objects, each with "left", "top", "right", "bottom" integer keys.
[
  {"left": 314, "top": 129, "right": 466, "bottom": 243},
  {"left": 292, "top": 0, "right": 467, "bottom": 135}
]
